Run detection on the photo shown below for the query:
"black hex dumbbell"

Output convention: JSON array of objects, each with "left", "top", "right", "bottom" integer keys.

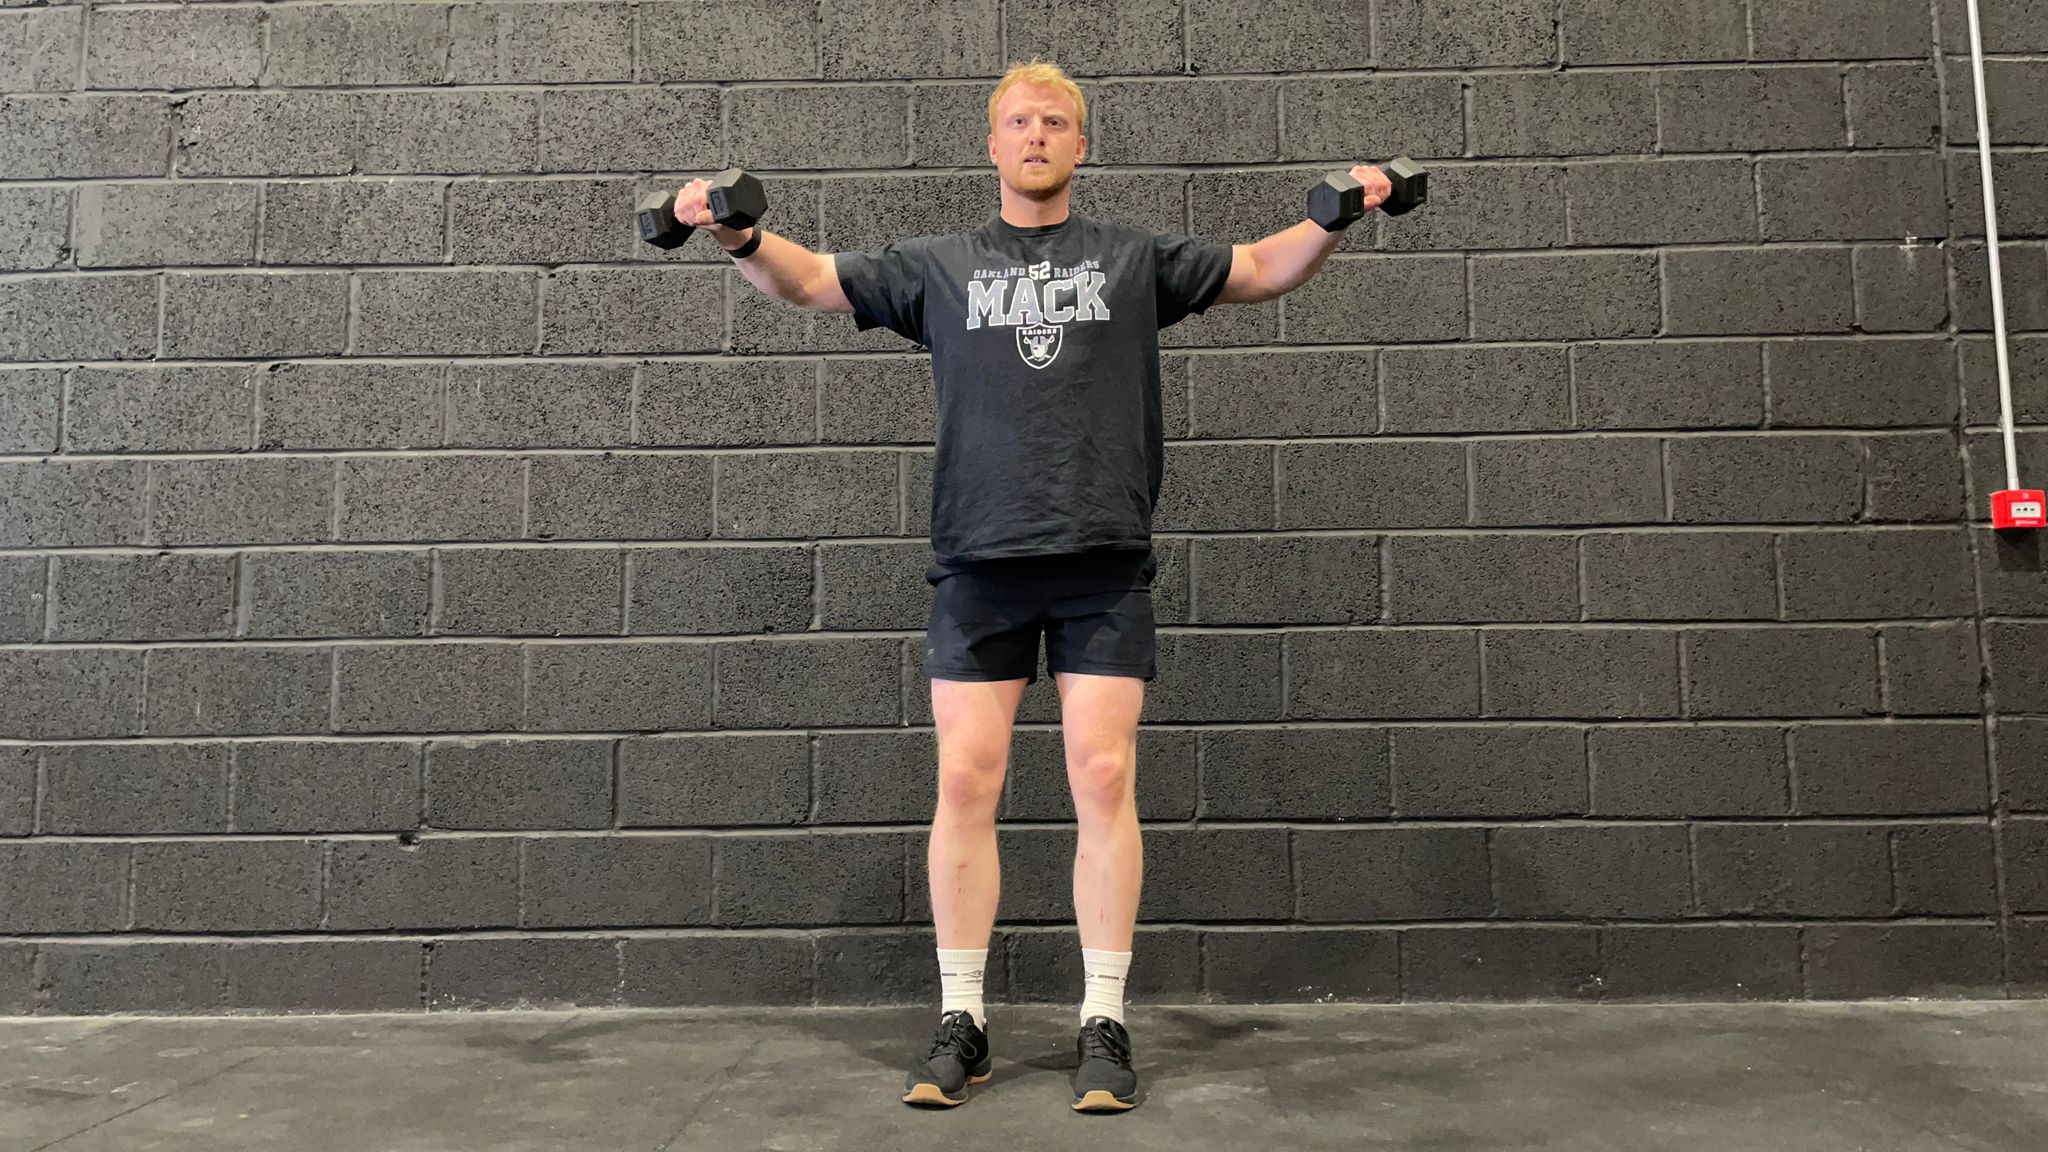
[
  {"left": 636, "top": 168, "right": 769, "bottom": 250},
  {"left": 1308, "top": 156, "right": 1428, "bottom": 232}
]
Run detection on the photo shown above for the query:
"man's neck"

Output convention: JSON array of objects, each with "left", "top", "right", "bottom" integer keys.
[{"left": 999, "top": 184, "right": 1071, "bottom": 228}]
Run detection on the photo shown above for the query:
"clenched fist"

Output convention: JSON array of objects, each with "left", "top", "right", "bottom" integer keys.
[
  {"left": 672, "top": 176, "right": 750, "bottom": 246},
  {"left": 1346, "top": 164, "right": 1395, "bottom": 212}
]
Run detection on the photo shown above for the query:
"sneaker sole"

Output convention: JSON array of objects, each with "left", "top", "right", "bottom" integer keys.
[
  {"left": 901, "top": 1072, "right": 992, "bottom": 1108},
  {"left": 1072, "top": 1089, "right": 1137, "bottom": 1113}
]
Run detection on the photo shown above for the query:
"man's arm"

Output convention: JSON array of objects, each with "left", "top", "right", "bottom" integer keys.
[
  {"left": 1214, "top": 164, "right": 1394, "bottom": 305},
  {"left": 725, "top": 228, "right": 853, "bottom": 314}
]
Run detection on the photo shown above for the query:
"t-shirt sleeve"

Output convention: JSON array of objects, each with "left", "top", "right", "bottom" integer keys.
[
  {"left": 833, "top": 238, "right": 932, "bottom": 345},
  {"left": 1152, "top": 231, "right": 1236, "bottom": 329}
]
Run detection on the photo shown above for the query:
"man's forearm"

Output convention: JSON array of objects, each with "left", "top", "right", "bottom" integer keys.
[
  {"left": 727, "top": 228, "right": 831, "bottom": 309},
  {"left": 1248, "top": 219, "right": 1346, "bottom": 298}
]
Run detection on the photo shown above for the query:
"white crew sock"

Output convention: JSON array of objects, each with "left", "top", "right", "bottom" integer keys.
[
  {"left": 1080, "top": 948, "right": 1131, "bottom": 1026},
  {"left": 938, "top": 947, "right": 988, "bottom": 1027}
]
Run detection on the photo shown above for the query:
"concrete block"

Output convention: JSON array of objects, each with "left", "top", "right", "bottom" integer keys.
[
  {"left": 1694, "top": 824, "right": 1893, "bottom": 916},
  {"left": 811, "top": 730, "right": 931, "bottom": 824},
  {"left": 627, "top": 935, "right": 812, "bottom": 1006},
  {"left": 0, "top": 368, "right": 57, "bottom": 457},
  {"left": 0, "top": 842, "right": 128, "bottom": 932},
  {"left": 1949, "top": 59, "right": 2048, "bottom": 144},
  {"left": 1588, "top": 725, "right": 1788, "bottom": 817},
  {"left": 0, "top": 4, "right": 81, "bottom": 92},
  {"left": 335, "top": 642, "right": 524, "bottom": 734},
  {"left": 2002, "top": 719, "right": 2048, "bottom": 811},
  {"left": 1667, "top": 434, "right": 1862, "bottom": 523},
  {"left": 1566, "top": 159, "right": 1757, "bottom": 245},
  {"left": 148, "top": 458, "right": 334, "bottom": 546},
  {"left": 42, "top": 942, "right": 224, "bottom": 1013},
  {"left": 1190, "top": 168, "right": 1369, "bottom": 254},
  {"left": 1187, "top": 0, "right": 1371, "bottom": 71},
  {"left": 162, "top": 271, "right": 347, "bottom": 357},
  {"left": 1298, "top": 256, "right": 1470, "bottom": 343},
  {"left": 715, "top": 832, "right": 905, "bottom": 926},
  {"left": 1278, "top": 440, "right": 1465, "bottom": 530},
  {"left": 66, "top": 365, "right": 256, "bottom": 453},
  {"left": 1297, "top": 827, "right": 1490, "bottom": 920},
  {"left": 233, "top": 739, "right": 419, "bottom": 833},
  {"left": 1402, "top": 926, "right": 1599, "bottom": 1000},
  {"left": 328, "top": 838, "right": 520, "bottom": 930},
  {"left": 1981, "top": 526, "right": 2048, "bottom": 616},
  {"left": 1760, "top": 154, "right": 1946, "bottom": 243},
  {"left": 426, "top": 738, "right": 612, "bottom": 830},
  {"left": 1573, "top": 341, "right": 1763, "bottom": 430},
  {"left": 1950, "top": 243, "right": 2048, "bottom": 331},
  {"left": 1390, "top": 725, "right": 1584, "bottom": 818},
  {"left": 641, "top": 0, "right": 819, "bottom": 81},
  {"left": 443, "top": 361, "right": 631, "bottom": 449},
  {"left": 1134, "top": 632, "right": 1279, "bottom": 723},
  {"left": 1013, "top": 0, "right": 1181, "bottom": 75},
  {"left": 1767, "top": 338, "right": 1954, "bottom": 427},
  {"left": 1156, "top": 443, "right": 1273, "bottom": 532},
  {"left": 1383, "top": 346, "right": 1568, "bottom": 434},
  {"left": 41, "top": 742, "right": 228, "bottom": 834},
  {"left": 1088, "top": 80, "right": 1276, "bottom": 165},
  {"left": 145, "top": 645, "right": 332, "bottom": 736},
  {"left": 1779, "top": 529, "right": 1976, "bottom": 620},
  {"left": 715, "top": 451, "right": 903, "bottom": 539},
  {"left": 1988, "top": 621, "right": 2048, "bottom": 712},
  {"left": 0, "top": 555, "right": 39, "bottom": 644},
  {"left": 1791, "top": 722, "right": 1988, "bottom": 815},
  {"left": 449, "top": 178, "right": 634, "bottom": 265},
  {"left": 911, "top": 81, "right": 1002, "bottom": 167},
  {"left": 437, "top": 546, "right": 622, "bottom": 636},
  {"left": 1854, "top": 243, "right": 1949, "bottom": 332},
  {"left": 525, "top": 641, "right": 714, "bottom": 732},
  {"left": 1471, "top": 72, "right": 1657, "bottom": 157},
  {"left": 427, "top": 938, "right": 618, "bottom": 1009},
  {"left": 177, "top": 92, "right": 354, "bottom": 177},
  {"left": 1806, "top": 924, "right": 2004, "bottom": 999},
  {"left": 1473, "top": 436, "right": 1664, "bottom": 527},
  {"left": 0, "top": 461, "right": 145, "bottom": 547},
  {"left": 1, "top": 94, "right": 169, "bottom": 179},
  {"left": 1965, "top": 430, "right": 2048, "bottom": 511},
  {"left": 0, "top": 649, "right": 145, "bottom": 739},
  {"left": 0, "top": 187, "right": 69, "bottom": 271},
  {"left": 1485, "top": 628, "right": 1681, "bottom": 718},
  {"left": 1494, "top": 825, "right": 1691, "bottom": 917},
  {"left": 0, "top": 273, "right": 158, "bottom": 361},
  {"left": 629, "top": 545, "right": 812, "bottom": 634},
  {"left": 264, "top": 3, "right": 451, "bottom": 86},
  {"left": 524, "top": 835, "right": 713, "bottom": 927},
  {"left": 622, "top": 733, "right": 810, "bottom": 826},
  {"left": 1286, "top": 629, "right": 1479, "bottom": 719},
  {"left": 1280, "top": 75, "right": 1465, "bottom": 161},
  {"left": 714, "top": 636, "right": 901, "bottom": 728},
  {"left": 819, "top": 0, "right": 999, "bottom": 79},
  {"left": 529, "top": 455, "right": 713, "bottom": 542},
  {"left": 545, "top": 88, "right": 721, "bottom": 172},
  {"left": 1186, "top": 925, "right": 1361, "bottom": 1000},
  {"left": 1882, "top": 621, "right": 1985, "bottom": 716},
  {"left": 76, "top": 181, "right": 258, "bottom": 268},
  {"left": 817, "top": 539, "right": 928, "bottom": 630},
  {"left": 356, "top": 269, "right": 538, "bottom": 356},
  {"left": 1751, "top": 0, "right": 1932, "bottom": 60},
  {"left": 1665, "top": 248, "right": 1854, "bottom": 335},
  {"left": 50, "top": 551, "right": 234, "bottom": 642},
  {"left": 819, "top": 173, "right": 999, "bottom": 252},
  {"left": 131, "top": 840, "right": 320, "bottom": 931},
  {"left": 1384, "top": 161, "right": 1556, "bottom": 249},
  {"left": 1186, "top": 350, "right": 1372, "bottom": 438},
  {"left": 1849, "top": 64, "right": 1941, "bottom": 148},
  {"left": 1141, "top": 829, "right": 1292, "bottom": 921},
  {"left": 1196, "top": 725, "right": 1392, "bottom": 815},
  {"left": 85, "top": 4, "right": 262, "bottom": 89},
  {"left": 1387, "top": 533, "right": 1576, "bottom": 623},
  {"left": 1867, "top": 432, "right": 1966, "bottom": 523},
  {"left": 1684, "top": 627, "right": 1882, "bottom": 718},
  {"left": 730, "top": 85, "right": 907, "bottom": 170},
  {"left": 1472, "top": 252, "right": 1659, "bottom": 341},
  {"left": 819, "top": 357, "right": 935, "bottom": 444},
  {"left": 1583, "top": 530, "right": 1778, "bottom": 621},
  {"left": 541, "top": 267, "right": 723, "bottom": 355},
  {"left": 258, "top": 362, "right": 442, "bottom": 451},
  {"left": 1599, "top": 925, "right": 1801, "bottom": 1000},
  {"left": 1377, "top": 0, "right": 1556, "bottom": 66},
  {"left": 1560, "top": 0, "right": 1747, "bottom": 64},
  {"left": 1938, "top": 0, "right": 2048, "bottom": 51},
  {"left": 227, "top": 940, "right": 423, "bottom": 1012},
  {"left": 1658, "top": 68, "right": 1844, "bottom": 152},
  {"left": 448, "top": 1, "right": 634, "bottom": 84},
  {"left": 356, "top": 91, "right": 541, "bottom": 175},
  {"left": 338, "top": 456, "right": 523, "bottom": 544},
  {"left": 1192, "top": 534, "right": 1379, "bottom": 625},
  {"left": 1949, "top": 153, "right": 2048, "bottom": 239},
  {"left": 640, "top": 360, "right": 817, "bottom": 447},
  {"left": 263, "top": 179, "right": 445, "bottom": 265}
]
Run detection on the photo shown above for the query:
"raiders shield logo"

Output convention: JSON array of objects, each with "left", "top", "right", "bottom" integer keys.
[{"left": 1016, "top": 324, "right": 1063, "bottom": 369}]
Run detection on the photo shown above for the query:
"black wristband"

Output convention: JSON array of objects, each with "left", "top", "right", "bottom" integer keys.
[{"left": 727, "top": 227, "right": 763, "bottom": 259}]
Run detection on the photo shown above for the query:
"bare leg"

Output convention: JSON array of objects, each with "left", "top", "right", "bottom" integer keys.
[
  {"left": 928, "top": 677, "right": 1028, "bottom": 950},
  {"left": 1057, "top": 672, "right": 1145, "bottom": 952}
]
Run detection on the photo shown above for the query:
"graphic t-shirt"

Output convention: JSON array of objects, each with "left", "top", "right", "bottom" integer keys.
[{"left": 834, "top": 212, "right": 1234, "bottom": 580}]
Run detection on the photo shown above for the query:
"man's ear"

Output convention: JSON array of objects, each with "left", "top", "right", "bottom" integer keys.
[{"left": 1075, "top": 134, "right": 1087, "bottom": 164}]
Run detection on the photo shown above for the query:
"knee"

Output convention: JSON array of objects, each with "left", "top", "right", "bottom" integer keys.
[
  {"left": 936, "top": 753, "right": 1005, "bottom": 818},
  {"left": 1068, "top": 749, "right": 1133, "bottom": 817}
]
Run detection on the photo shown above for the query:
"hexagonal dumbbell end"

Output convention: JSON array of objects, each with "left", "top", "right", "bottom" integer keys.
[
  {"left": 637, "top": 190, "right": 691, "bottom": 250},
  {"left": 706, "top": 168, "right": 768, "bottom": 231},
  {"left": 1308, "top": 171, "right": 1367, "bottom": 233},
  {"left": 1381, "top": 156, "right": 1428, "bottom": 217}
]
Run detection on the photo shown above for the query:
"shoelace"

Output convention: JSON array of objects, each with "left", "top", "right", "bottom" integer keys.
[
  {"left": 925, "top": 1011, "right": 978, "bottom": 1061},
  {"left": 1079, "top": 1021, "right": 1132, "bottom": 1067}
]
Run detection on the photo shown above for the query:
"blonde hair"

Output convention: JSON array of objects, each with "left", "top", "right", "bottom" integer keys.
[{"left": 987, "top": 58, "right": 1087, "bottom": 134}]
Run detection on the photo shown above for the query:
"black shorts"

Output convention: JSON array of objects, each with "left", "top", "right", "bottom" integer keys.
[{"left": 924, "top": 548, "right": 1157, "bottom": 683}]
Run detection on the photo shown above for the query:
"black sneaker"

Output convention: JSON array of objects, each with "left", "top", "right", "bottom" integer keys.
[
  {"left": 902, "top": 1010, "right": 992, "bottom": 1107},
  {"left": 1070, "top": 1016, "right": 1138, "bottom": 1112}
]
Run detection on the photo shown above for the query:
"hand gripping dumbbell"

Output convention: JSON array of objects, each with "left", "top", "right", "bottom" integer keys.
[
  {"left": 1308, "top": 156, "right": 1428, "bottom": 231},
  {"left": 636, "top": 168, "right": 769, "bottom": 250}
]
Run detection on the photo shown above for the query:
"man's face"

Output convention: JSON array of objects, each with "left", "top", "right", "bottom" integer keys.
[{"left": 988, "top": 83, "right": 1085, "bottom": 199}]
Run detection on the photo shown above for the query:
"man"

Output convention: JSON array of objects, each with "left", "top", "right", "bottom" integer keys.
[{"left": 671, "top": 59, "right": 1392, "bottom": 1114}]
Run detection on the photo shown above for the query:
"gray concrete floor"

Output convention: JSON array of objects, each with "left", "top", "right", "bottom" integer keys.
[{"left": 3, "top": 1002, "right": 2044, "bottom": 1151}]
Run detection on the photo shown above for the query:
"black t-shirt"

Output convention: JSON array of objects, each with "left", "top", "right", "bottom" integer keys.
[{"left": 834, "top": 212, "right": 1233, "bottom": 580}]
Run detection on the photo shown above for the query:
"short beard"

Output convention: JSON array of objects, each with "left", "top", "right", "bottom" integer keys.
[{"left": 1010, "top": 167, "right": 1071, "bottom": 201}]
